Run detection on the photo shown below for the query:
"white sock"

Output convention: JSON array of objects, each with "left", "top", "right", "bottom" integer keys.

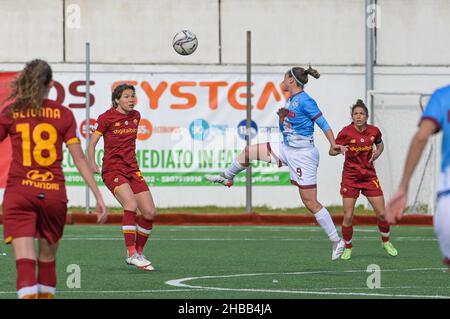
[
  {"left": 314, "top": 207, "right": 340, "bottom": 242},
  {"left": 223, "top": 158, "right": 246, "bottom": 179},
  {"left": 434, "top": 195, "right": 450, "bottom": 262}
]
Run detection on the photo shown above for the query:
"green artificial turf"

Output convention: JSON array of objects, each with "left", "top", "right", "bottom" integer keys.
[
  {"left": 0, "top": 225, "right": 448, "bottom": 299},
  {"left": 65, "top": 204, "right": 375, "bottom": 215}
]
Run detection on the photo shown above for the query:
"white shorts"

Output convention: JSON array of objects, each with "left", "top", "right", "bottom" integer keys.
[
  {"left": 434, "top": 191, "right": 450, "bottom": 263},
  {"left": 268, "top": 142, "right": 319, "bottom": 189}
]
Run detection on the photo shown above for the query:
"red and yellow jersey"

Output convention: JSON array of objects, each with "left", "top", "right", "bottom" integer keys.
[
  {"left": 335, "top": 123, "right": 382, "bottom": 180},
  {"left": 94, "top": 107, "right": 140, "bottom": 175},
  {"left": 0, "top": 99, "right": 80, "bottom": 201}
]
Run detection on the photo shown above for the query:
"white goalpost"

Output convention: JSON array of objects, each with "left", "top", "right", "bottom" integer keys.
[
  {"left": 368, "top": 90, "right": 438, "bottom": 215},
  {"left": 363, "top": 3, "right": 438, "bottom": 216}
]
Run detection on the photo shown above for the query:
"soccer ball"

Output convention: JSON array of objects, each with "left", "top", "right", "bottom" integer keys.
[{"left": 172, "top": 30, "right": 198, "bottom": 56}]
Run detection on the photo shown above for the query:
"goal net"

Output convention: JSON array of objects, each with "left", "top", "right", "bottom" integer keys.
[{"left": 369, "top": 91, "right": 439, "bottom": 215}]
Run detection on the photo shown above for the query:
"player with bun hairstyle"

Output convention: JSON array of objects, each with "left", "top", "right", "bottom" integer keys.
[
  {"left": 0, "top": 59, "right": 107, "bottom": 299},
  {"left": 207, "top": 66, "right": 348, "bottom": 260},
  {"left": 330, "top": 99, "right": 398, "bottom": 260},
  {"left": 88, "top": 84, "right": 156, "bottom": 271}
]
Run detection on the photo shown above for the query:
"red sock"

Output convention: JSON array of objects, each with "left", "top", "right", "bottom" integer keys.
[
  {"left": 37, "top": 260, "right": 56, "bottom": 299},
  {"left": 16, "top": 258, "right": 38, "bottom": 299},
  {"left": 122, "top": 210, "right": 137, "bottom": 256},
  {"left": 342, "top": 225, "right": 353, "bottom": 249},
  {"left": 444, "top": 257, "right": 450, "bottom": 267},
  {"left": 378, "top": 220, "right": 390, "bottom": 243},
  {"left": 136, "top": 216, "right": 153, "bottom": 254}
]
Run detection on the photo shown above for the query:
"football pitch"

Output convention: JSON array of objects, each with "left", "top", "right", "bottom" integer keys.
[{"left": 0, "top": 225, "right": 449, "bottom": 299}]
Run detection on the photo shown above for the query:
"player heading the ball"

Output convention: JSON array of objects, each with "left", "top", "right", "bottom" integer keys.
[{"left": 207, "top": 66, "right": 347, "bottom": 261}]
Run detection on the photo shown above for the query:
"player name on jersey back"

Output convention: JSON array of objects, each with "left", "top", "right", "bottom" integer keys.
[
  {"left": 12, "top": 107, "right": 61, "bottom": 120},
  {"left": 0, "top": 99, "right": 80, "bottom": 202}
]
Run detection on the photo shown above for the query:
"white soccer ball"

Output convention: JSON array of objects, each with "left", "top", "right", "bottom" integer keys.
[{"left": 172, "top": 30, "right": 198, "bottom": 56}]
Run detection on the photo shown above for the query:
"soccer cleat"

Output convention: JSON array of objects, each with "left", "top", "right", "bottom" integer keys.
[
  {"left": 140, "top": 263, "right": 154, "bottom": 271},
  {"left": 125, "top": 252, "right": 152, "bottom": 269},
  {"left": 341, "top": 248, "right": 352, "bottom": 260},
  {"left": 331, "top": 239, "right": 345, "bottom": 261},
  {"left": 20, "top": 293, "right": 38, "bottom": 299},
  {"left": 382, "top": 241, "right": 398, "bottom": 257},
  {"left": 205, "top": 173, "right": 234, "bottom": 187},
  {"left": 38, "top": 292, "right": 54, "bottom": 299},
  {"left": 137, "top": 254, "right": 154, "bottom": 271}
]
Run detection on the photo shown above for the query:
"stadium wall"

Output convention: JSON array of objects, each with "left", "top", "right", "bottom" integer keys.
[
  {"left": 0, "top": 0, "right": 448, "bottom": 65},
  {"left": 0, "top": 0, "right": 448, "bottom": 208}
]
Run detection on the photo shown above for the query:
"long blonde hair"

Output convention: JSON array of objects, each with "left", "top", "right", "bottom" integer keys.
[{"left": 7, "top": 59, "right": 53, "bottom": 112}]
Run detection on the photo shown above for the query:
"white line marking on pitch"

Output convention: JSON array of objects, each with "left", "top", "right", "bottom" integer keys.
[
  {"left": 0, "top": 289, "right": 202, "bottom": 295},
  {"left": 165, "top": 268, "right": 450, "bottom": 299},
  {"left": 165, "top": 227, "right": 324, "bottom": 232},
  {"left": 316, "top": 286, "right": 450, "bottom": 291},
  {"left": 61, "top": 237, "right": 437, "bottom": 241}
]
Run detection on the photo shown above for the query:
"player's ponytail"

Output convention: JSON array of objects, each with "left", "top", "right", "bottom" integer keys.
[
  {"left": 351, "top": 99, "right": 369, "bottom": 117},
  {"left": 304, "top": 65, "right": 320, "bottom": 79},
  {"left": 288, "top": 65, "right": 320, "bottom": 87},
  {"left": 7, "top": 59, "right": 52, "bottom": 112}
]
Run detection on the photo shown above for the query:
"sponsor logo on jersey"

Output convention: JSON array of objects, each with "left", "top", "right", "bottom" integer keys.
[
  {"left": 26, "top": 170, "right": 54, "bottom": 182},
  {"left": 113, "top": 128, "right": 137, "bottom": 135},
  {"left": 22, "top": 170, "right": 59, "bottom": 191},
  {"left": 349, "top": 145, "right": 373, "bottom": 152}
]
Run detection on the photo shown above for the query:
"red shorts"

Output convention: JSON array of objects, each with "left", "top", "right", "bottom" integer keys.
[
  {"left": 2, "top": 191, "right": 67, "bottom": 245},
  {"left": 340, "top": 177, "right": 383, "bottom": 199},
  {"left": 102, "top": 170, "right": 149, "bottom": 195}
]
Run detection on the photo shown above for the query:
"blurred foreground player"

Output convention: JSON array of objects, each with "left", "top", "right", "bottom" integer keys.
[
  {"left": 385, "top": 84, "right": 450, "bottom": 269},
  {"left": 0, "top": 59, "right": 107, "bottom": 299}
]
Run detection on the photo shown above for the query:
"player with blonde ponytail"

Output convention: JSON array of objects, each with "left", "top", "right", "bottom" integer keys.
[{"left": 207, "top": 65, "right": 347, "bottom": 260}]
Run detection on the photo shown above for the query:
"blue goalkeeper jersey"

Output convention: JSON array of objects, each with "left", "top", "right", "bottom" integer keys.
[
  {"left": 421, "top": 85, "right": 450, "bottom": 173},
  {"left": 280, "top": 91, "right": 330, "bottom": 148}
]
